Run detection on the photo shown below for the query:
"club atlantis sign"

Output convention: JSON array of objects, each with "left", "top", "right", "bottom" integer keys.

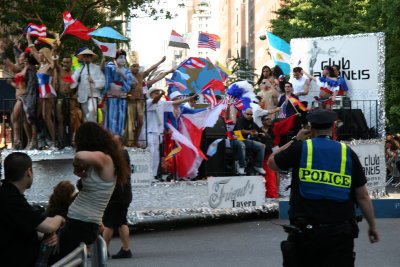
[{"left": 207, "top": 176, "right": 265, "bottom": 209}]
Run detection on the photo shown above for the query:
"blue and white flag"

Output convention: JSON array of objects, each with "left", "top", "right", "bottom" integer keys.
[
  {"left": 266, "top": 32, "right": 291, "bottom": 75},
  {"left": 206, "top": 138, "right": 223, "bottom": 157}
]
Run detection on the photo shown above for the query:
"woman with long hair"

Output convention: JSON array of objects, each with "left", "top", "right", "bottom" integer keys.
[
  {"left": 51, "top": 122, "right": 130, "bottom": 262},
  {"left": 27, "top": 32, "right": 57, "bottom": 148},
  {"left": 0, "top": 40, "right": 38, "bottom": 149},
  {"left": 256, "top": 65, "right": 278, "bottom": 91}
]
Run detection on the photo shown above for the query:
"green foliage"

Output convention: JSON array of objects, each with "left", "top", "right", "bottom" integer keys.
[
  {"left": 271, "top": 0, "right": 400, "bottom": 131},
  {"left": 0, "top": 0, "right": 179, "bottom": 58}
]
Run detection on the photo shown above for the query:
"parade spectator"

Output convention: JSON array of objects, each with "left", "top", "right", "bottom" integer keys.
[
  {"left": 103, "top": 49, "right": 134, "bottom": 137},
  {"left": 257, "top": 78, "right": 279, "bottom": 113},
  {"left": 103, "top": 145, "right": 133, "bottom": 259},
  {"left": 250, "top": 96, "right": 280, "bottom": 128},
  {"left": 145, "top": 88, "right": 195, "bottom": 179},
  {"left": 71, "top": 49, "right": 106, "bottom": 122},
  {"left": 0, "top": 152, "right": 65, "bottom": 266},
  {"left": 0, "top": 42, "right": 38, "bottom": 150},
  {"left": 233, "top": 107, "right": 266, "bottom": 175},
  {"left": 256, "top": 65, "right": 278, "bottom": 91},
  {"left": 27, "top": 33, "right": 58, "bottom": 149},
  {"left": 272, "top": 65, "right": 286, "bottom": 92},
  {"left": 303, "top": 66, "right": 339, "bottom": 110},
  {"left": 258, "top": 115, "right": 279, "bottom": 198},
  {"left": 277, "top": 82, "right": 299, "bottom": 118},
  {"left": 125, "top": 56, "right": 166, "bottom": 147},
  {"left": 51, "top": 122, "right": 129, "bottom": 262},
  {"left": 332, "top": 64, "right": 349, "bottom": 96},
  {"left": 290, "top": 67, "right": 310, "bottom": 108}
]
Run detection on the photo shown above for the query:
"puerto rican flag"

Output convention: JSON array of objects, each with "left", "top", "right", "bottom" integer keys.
[
  {"left": 233, "top": 98, "right": 244, "bottom": 110},
  {"left": 24, "top": 23, "right": 47, "bottom": 37},
  {"left": 165, "top": 78, "right": 187, "bottom": 91},
  {"left": 201, "top": 87, "right": 217, "bottom": 108},
  {"left": 181, "top": 57, "right": 206, "bottom": 69},
  {"left": 63, "top": 11, "right": 76, "bottom": 32}
]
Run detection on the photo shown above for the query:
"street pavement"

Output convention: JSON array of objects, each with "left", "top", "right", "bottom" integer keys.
[{"left": 107, "top": 217, "right": 400, "bottom": 267}]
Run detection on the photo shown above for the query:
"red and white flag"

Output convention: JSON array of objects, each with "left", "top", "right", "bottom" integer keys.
[
  {"left": 62, "top": 11, "right": 76, "bottom": 32},
  {"left": 24, "top": 23, "right": 47, "bottom": 37},
  {"left": 92, "top": 38, "right": 117, "bottom": 57},
  {"left": 181, "top": 57, "right": 206, "bottom": 69},
  {"left": 168, "top": 30, "right": 190, "bottom": 49}
]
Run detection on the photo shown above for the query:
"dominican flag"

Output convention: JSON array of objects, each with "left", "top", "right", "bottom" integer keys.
[
  {"left": 181, "top": 57, "right": 206, "bottom": 69},
  {"left": 168, "top": 30, "right": 190, "bottom": 49},
  {"left": 198, "top": 32, "right": 217, "bottom": 50},
  {"left": 62, "top": 11, "right": 76, "bottom": 32},
  {"left": 92, "top": 38, "right": 116, "bottom": 57},
  {"left": 201, "top": 87, "right": 217, "bottom": 107},
  {"left": 24, "top": 23, "right": 47, "bottom": 37}
]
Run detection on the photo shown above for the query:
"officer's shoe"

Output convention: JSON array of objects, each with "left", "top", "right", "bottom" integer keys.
[{"left": 254, "top": 166, "right": 266, "bottom": 175}]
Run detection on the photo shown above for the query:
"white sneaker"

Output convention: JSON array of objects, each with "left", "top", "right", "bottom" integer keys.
[
  {"left": 254, "top": 167, "right": 266, "bottom": 175},
  {"left": 237, "top": 167, "right": 246, "bottom": 175}
]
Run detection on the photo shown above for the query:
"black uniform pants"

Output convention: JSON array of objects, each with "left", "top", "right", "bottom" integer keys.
[{"left": 282, "top": 224, "right": 356, "bottom": 267}]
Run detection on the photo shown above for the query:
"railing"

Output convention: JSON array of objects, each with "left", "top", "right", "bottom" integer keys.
[{"left": 50, "top": 242, "right": 87, "bottom": 267}]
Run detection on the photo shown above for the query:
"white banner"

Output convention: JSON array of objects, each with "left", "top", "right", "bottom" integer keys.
[
  {"left": 127, "top": 148, "right": 152, "bottom": 189},
  {"left": 349, "top": 142, "right": 386, "bottom": 194},
  {"left": 207, "top": 176, "right": 265, "bottom": 209}
]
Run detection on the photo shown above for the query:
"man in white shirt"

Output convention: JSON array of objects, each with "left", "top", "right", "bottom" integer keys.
[
  {"left": 146, "top": 88, "right": 195, "bottom": 179},
  {"left": 71, "top": 49, "right": 106, "bottom": 122},
  {"left": 290, "top": 67, "right": 310, "bottom": 108}
]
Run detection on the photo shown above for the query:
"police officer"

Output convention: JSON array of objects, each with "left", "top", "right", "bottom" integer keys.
[{"left": 268, "top": 109, "right": 379, "bottom": 267}]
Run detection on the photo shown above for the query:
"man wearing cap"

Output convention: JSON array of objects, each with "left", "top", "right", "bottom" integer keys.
[
  {"left": 268, "top": 109, "right": 379, "bottom": 266},
  {"left": 71, "top": 48, "right": 106, "bottom": 122},
  {"left": 146, "top": 88, "right": 196, "bottom": 179}
]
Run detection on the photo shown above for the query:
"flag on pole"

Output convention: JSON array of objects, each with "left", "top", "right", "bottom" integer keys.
[
  {"left": 62, "top": 11, "right": 76, "bottom": 33},
  {"left": 288, "top": 96, "right": 307, "bottom": 112},
  {"left": 24, "top": 23, "right": 47, "bottom": 37},
  {"left": 266, "top": 32, "right": 291, "bottom": 75},
  {"left": 92, "top": 38, "right": 117, "bottom": 57},
  {"left": 63, "top": 19, "right": 93, "bottom": 41},
  {"left": 198, "top": 32, "right": 217, "bottom": 50},
  {"left": 215, "top": 61, "right": 231, "bottom": 82},
  {"left": 168, "top": 30, "right": 190, "bottom": 49}
]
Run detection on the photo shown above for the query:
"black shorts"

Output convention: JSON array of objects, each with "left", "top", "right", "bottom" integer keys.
[{"left": 103, "top": 204, "right": 129, "bottom": 228}]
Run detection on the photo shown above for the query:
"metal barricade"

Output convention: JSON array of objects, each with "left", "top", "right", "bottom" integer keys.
[{"left": 50, "top": 242, "right": 87, "bottom": 267}]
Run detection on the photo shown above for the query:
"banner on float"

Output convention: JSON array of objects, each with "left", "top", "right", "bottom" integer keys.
[
  {"left": 127, "top": 148, "right": 152, "bottom": 189},
  {"left": 207, "top": 176, "right": 265, "bottom": 209},
  {"left": 349, "top": 141, "right": 386, "bottom": 194},
  {"left": 290, "top": 33, "right": 385, "bottom": 134}
]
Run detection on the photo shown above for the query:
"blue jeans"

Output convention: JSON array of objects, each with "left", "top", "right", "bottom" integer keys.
[{"left": 232, "top": 139, "right": 265, "bottom": 168}]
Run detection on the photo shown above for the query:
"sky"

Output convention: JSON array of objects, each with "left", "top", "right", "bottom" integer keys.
[{"left": 130, "top": 0, "right": 186, "bottom": 68}]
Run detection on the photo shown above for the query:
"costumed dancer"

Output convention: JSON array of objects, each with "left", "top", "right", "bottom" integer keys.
[{"left": 103, "top": 49, "right": 134, "bottom": 137}]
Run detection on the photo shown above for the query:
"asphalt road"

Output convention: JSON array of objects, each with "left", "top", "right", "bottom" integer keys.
[{"left": 107, "top": 218, "right": 400, "bottom": 267}]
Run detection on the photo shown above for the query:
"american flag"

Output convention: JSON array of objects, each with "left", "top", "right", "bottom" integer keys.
[
  {"left": 277, "top": 102, "right": 287, "bottom": 118},
  {"left": 233, "top": 98, "right": 244, "bottom": 111},
  {"left": 198, "top": 32, "right": 217, "bottom": 50},
  {"left": 24, "top": 23, "right": 47, "bottom": 37},
  {"left": 181, "top": 57, "right": 206, "bottom": 69},
  {"left": 201, "top": 87, "right": 217, "bottom": 107}
]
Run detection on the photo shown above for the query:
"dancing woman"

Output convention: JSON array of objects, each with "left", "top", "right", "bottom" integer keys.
[
  {"left": 27, "top": 33, "right": 57, "bottom": 148},
  {"left": 50, "top": 122, "right": 130, "bottom": 262},
  {"left": 0, "top": 41, "right": 38, "bottom": 149}
]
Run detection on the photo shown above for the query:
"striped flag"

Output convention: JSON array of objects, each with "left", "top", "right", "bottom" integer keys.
[
  {"left": 198, "top": 32, "right": 217, "bottom": 50},
  {"left": 168, "top": 30, "right": 190, "bottom": 49},
  {"left": 233, "top": 98, "right": 244, "bottom": 111},
  {"left": 165, "top": 78, "right": 187, "bottom": 91},
  {"left": 201, "top": 87, "right": 217, "bottom": 107},
  {"left": 181, "top": 57, "right": 206, "bottom": 69},
  {"left": 278, "top": 102, "right": 287, "bottom": 118},
  {"left": 24, "top": 23, "right": 47, "bottom": 37},
  {"left": 63, "top": 11, "right": 76, "bottom": 32}
]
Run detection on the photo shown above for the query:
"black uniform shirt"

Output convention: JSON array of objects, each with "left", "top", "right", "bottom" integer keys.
[
  {"left": 274, "top": 139, "right": 367, "bottom": 223},
  {"left": 0, "top": 181, "right": 46, "bottom": 266}
]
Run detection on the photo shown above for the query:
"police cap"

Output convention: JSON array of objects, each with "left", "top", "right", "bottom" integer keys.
[{"left": 306, "top": 109, "right": 337, "bottom": 129}]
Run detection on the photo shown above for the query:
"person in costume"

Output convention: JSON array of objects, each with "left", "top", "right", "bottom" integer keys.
[
  {"left": 333, "top": 64, "right": 350, "bottom": 96},
  {"left": 103, "top": 49, "right": 134, "bottom": 137}
]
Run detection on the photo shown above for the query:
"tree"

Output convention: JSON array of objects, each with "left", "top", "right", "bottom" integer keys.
[
  {"left": 271, "top": 0, "right": 400, "bottom": 132},
  {"left": 0, "top": 0, "right": 179, "bottom": 57}
]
